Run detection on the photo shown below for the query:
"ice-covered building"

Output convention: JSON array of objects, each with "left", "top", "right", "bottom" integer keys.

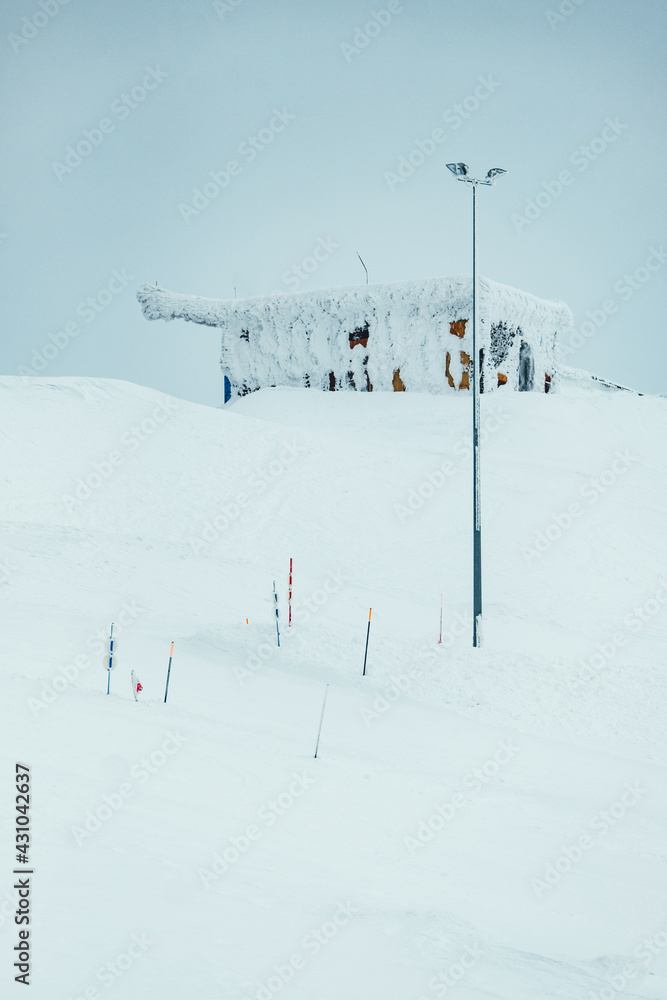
[{"left": 136, "top": 276, "right": 574, "bottom": 402}]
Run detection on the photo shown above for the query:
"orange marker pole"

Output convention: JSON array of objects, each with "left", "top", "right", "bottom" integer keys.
[
  {"left": 164, "top": 641, "right": 175, "bottom": 704},
  {"left": 362, "top": 608, "right": 372, "bottom": 677}
]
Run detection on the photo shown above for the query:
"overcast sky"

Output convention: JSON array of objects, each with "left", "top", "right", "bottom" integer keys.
[{"left": 2, "top": 0, "right": 666, "bottom": 405}]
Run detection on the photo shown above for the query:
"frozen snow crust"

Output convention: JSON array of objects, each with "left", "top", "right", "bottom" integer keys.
[
  {"left": 1, "top": 376, "right": 666, "bottom": 999},
  {"left": 137, "top": 276, "right": 573, "bottom": 395}
]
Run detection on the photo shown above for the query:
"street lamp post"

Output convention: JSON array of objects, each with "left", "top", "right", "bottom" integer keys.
[{"left": 446, "top": 163, "right": 506, "bottom": 648}]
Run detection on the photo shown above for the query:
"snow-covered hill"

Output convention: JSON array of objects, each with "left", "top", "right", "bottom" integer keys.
[{"left": 1, "top": 376, "right": 667, "bottom": 999}]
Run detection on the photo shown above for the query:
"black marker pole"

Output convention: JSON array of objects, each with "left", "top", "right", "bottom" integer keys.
[{"left": 362, "top": 608, "right": 372, "bottom": 677}]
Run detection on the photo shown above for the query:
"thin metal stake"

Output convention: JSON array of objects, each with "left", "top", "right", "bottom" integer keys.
[
  {"left": 164, "top": 641, "right": 174, "bottom": 703},
  {"left": 362, "top": 608, "right": 372, "bottom": 676},
  {"left": 314, "top": 683, "right": 329, "bottom": 759}
]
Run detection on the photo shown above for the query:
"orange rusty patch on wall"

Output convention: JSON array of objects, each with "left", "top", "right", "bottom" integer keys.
[
  {"left": 392, "top": 368, "right": 406, "bottom": 392},
  {"left": 459, "top": 351, "right": 470, "bottom": 390},
  {"left": 445, "top": 351, "right": 470, "bottom": 390},
  {"left": 445, "top": 352, "right": 456, "bottom": 388},
  {"left": 349, "top": 323, "right": 370, "bottom": 349},
  {"left": 450, "top": 319, "right": 467, "bottom": 339},
  {"left": 497, "top": 372, "right": 508, "bottom": 387}
]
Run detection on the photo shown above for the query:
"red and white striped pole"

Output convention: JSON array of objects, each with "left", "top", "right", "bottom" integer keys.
[
  {"left": 288, "top": 557, "right": 293, "bottom": 627},
  {"left": 438, "top": 593, "right": 443, "bottom": 644}
]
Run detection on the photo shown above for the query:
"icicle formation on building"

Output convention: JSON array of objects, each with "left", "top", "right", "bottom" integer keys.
[{"left": 136, "top": 275, "right": 573, "bottom": 400}]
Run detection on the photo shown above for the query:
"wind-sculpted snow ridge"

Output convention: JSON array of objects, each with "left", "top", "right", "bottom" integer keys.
[
  {"left": 557, "top": 363, "right": 641, "bottom": 395},
  {"left": 137, "top": 276, "right": 574, "bottom": 396}
]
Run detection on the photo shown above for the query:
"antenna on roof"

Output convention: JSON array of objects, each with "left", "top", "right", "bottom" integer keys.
[{"left": 356, "top": 252, "right": 369, "bottom": 285}]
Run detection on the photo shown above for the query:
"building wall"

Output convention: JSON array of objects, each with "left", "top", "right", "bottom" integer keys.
[
  {"left": 136, "top": 276, "right": 573, "bottom": 399},
  {"left": 228, "top": 317, "right": 554, "bottom": 399}
]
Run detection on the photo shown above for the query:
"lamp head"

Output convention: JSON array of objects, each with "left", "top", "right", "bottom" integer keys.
[{"left": 446, "top": 162, "right": 469, "bottom": 177}]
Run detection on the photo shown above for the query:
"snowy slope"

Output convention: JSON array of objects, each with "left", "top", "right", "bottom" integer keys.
[{"left": 1, "top": 376, "right": 667, "bottom": 999}]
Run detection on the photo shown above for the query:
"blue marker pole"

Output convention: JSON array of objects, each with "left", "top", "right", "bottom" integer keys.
[
  {"left": 164, "top": 641, "right": 174, "bottom": 704},
  {"left": 273, "top": 580, "right": 280, "bottom": 647},
  {"left": 107, "top": 622, "right": 114, "bottom": 695}
]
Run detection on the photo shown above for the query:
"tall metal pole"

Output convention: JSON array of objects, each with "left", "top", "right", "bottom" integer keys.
[
  {"left": 446, "top": 163, "right": 506, "bottom": 649},
  {"left": 472, "top": 183, "right": 482, "bottom": 648}
]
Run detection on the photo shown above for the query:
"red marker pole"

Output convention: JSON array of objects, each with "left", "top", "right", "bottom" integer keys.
[
  {"left": 438, "top": 594, "right": 443, "bottom": 644},
  {"left": 288, "top": 558, "right": 293, "bottom": 627},
  {"left": 362, "top": 608, "right": 372, "bottom": 677}
]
